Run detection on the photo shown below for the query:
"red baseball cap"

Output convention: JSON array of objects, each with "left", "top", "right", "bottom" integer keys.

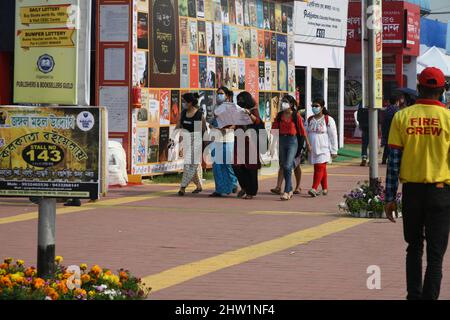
[{"left": 418, "top": 67, "right": 446, "bottom": 88}]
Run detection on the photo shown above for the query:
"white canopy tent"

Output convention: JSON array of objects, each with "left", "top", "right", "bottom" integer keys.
[{"left": 417, "top": 46, "right": 450, "bottom": 76}]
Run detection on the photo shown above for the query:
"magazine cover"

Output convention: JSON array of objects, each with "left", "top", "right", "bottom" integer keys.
[
  {"left": 264, "top": 61, "right": 271, "bottom": 91},
  {"left": 216, "top": 57, "right": 224, "bottom": 89},
  {"left": 238, "top": 59, "right": 245, "bottom": 90},
  {"left": 206, "top": 22, "right": 215, "bottom": 55},
  {"left": 197, "top": 0, "right": 205, "bottom": 18},
  {"left": 221, "top": 0, "right": 229, "bottom": 24},
  {"left": 223, "top": 24, "right": 230, "bottom": 56},
  {"left": 271, "top": 61, "right": 278, "bottom": 91},
  {"left": 277, "top": 34, "right": 288, "bottom": 92},
  {"left": 207, "top": 56, "right": 216, "bottom": 89},
  {"left": 214, "top": 23, "right": 224, "bottom": 57},
  {"left": 259, "top": 92, "right": 266, "bottom": 122},
  {"left": 249, "top": 0, "right": 257, "bottom": 27},
  {"left": 188, "top": 0, "right": 196, "bottom": 18},
  {"left": 190, "top": 55, "right": 199, "bottom": 88},
  {"left": 264, "top": 31, "right": 271, "bottom": 60},
  {"left": 229, "top": 0, "right": 236, "bottom": 24},
  {"left": 160, "top": 90, "right": 171, "bottom": 125},
  {"left": 189, "top": 20, "right": 198, "bottom": 53},
  {"left": 179, "top": 0, "right": 188, "bottom": 16},
  {"left": 180, "top": 17, "right": 189, "bottom": 55},
  {"left": 159, "top": 126, "right": 170, "bottom": 162},
  {"left": 275, "top": 3, "right": 282, "bottom": 33},
  {"left": 257, "top": 0, "right": 264, "bottom": 29},
  {"left": 199, "top": 55, "right": 207, "bottom": 88},
  {"left": 258, "top": 61, "right": 265, "bottom": 91},
  {"left": 257, "top": 29, "right": 265, "bottom": 60},
  {"left": 137, "top": 51, "right": 148, "bottom": 87},
  {"left": 180, "top": 54, "right": 189, "bottom": 88},
  {"left": 235, "top": 0, "right": 243, "bottom": 25},
  {"left": 223, "top": 58, "right": 231, "bottom": 88},
  {"left": 138, "top": 12, "right": 149, "bottom": 50},
  {"left": 198, "top": 21, "right": 207, "bottom": 54},
  {"left": 170, "top": 90, "right": 180, "bottom": 125},
  {"left": 251, "top": 28, "right": 258, "bottom": 59},
  {"left": 136, "top": 127, "right": 148, "bottom": 164},
  {"left": 230, "top": 26, "right": 238, "bottom": 57},
  {"left": 148, "top": 90, "right": 160, "bottom": 126}
]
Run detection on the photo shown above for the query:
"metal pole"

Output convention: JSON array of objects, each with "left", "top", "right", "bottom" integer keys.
[{"left": 37, "top": 198, "right": 56, "bottom": 279}]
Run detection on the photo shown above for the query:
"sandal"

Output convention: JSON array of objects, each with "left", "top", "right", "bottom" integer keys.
[
  {"left": 270, "top": 188, "right": 281, "bottom": 195},
  {"left": 293, "top": 189, "right": 301, "bottom": 195},
  {"left": 237, "top": 190, "right": 246, "bottom": 198},
  {"left": 178, "top": 189, "right": 185, "bottom": 196},
  {"left": 322, "top": 190, "right": 328, "bottom": 196},
  {"left": 192, "top": 188, "right": 203, "bottom": 194},
  {"left": 308, "top": 189, "right": 320, "bottom": 197},
  {"left": 280, "top": 193, "right": 290, "bottom": 201}
]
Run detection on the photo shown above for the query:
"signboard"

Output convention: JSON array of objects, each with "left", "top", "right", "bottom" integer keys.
[
  {"left": 0, "top": 106, "right": 107, "bottom": 199},
  {"left": 14, "top": 0, "right": 80, "bottom": 105},
  {"left": 382, "top": 2, "right": 403, "bottom": 46},
  {"left": 294, "top": 0, "right": 349, "bottom": 47}
]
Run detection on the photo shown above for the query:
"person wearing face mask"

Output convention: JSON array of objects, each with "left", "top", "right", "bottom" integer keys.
[
  {"left": 208, "top": 87, "right": 239, "bottom": 197},
  {"left": 306, "top": 98, "right": 338, "bottom": 197},
  {"left": 271, "top": 95, "right": 309, "bottom": 200},
  {"left": 176, "top": 92, "right": 207, "bottom": 196}
]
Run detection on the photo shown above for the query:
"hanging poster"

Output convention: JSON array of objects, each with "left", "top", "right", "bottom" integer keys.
[
  {"left": 221, "top": 0, "right": 229, "bottom": 24},
  {"left": 271, "top": 93, "right": 279, "bottom": 121},
  {"left": 148, "top": 90, "right": 160, "bottom": 126},
  {"left": 263, "top": 1, "right": 270, "bottom": 30},
  {"left": 223, "top": 25, "right": 230, "bottom": 56},
  {"left": 147, "top": 127, "right": 159, "bottom": 163},
  {"left": 207, "top": 56, "right": 216, "bottom": 89},
  {"left": 258, "top": 61, "right": 265, "bottom": 90},
  {"left": 269, "top": 2, "right": 275, "bottom": 31},
  {"left": 188, "top": 0, "right": 196, "bottom": 18},
  {"left": 180, "top": 54, "right": 189, "bottom": 88},
  {"left": 136, "top": 127, "right": 148, "bottom": 164},
  {"left": 264, "top": 61, "right": 271, "bottom": 91},
  {"left": 271, "top": 61, "right": 277, "bottom": 91},
  {"left": 214, "top": 23, "right": 224, "bottom": 57},
  {"left": 270, "top": 32, "right": 277, "bottom": 61},
  {"left": 229, "top": 0, "right": 236, "bottom": 24},
  {"left": 199, "top": 55, "right": 207, "bottom": 88},
  {"left": 288, "top": 37, "right": 295, "bottom": 66},
  {"left": 204, "top": 0, "right": 213, "bottom": 20},
  {"left": 245, "top": 59, "right": 258, "bottom": 105},
  {"left": 199, "top": 90, "right": 216, "bottom": 123},
  {"left": 238, "top": 59, "right": 245, "bottom": 90},
  {"left": 277, "top": 34, "right": 287, "bottom": 92},
  {"left": 216, "top": 57, "right": 224, "bottom": 88},
  {"left": 138, "top": 12, "right": 149, "bottom": 49},
  {"left": 223, "top": 58, "right": 231, "bottom": 88},
  {"left": 158, "top": 127, "right": 170, "bottom": 162},
  {"left": 286, "top": 4, "right": 293, "bottom": 34},
  {"left": 168, "top": 126, "right": 180, "bottom": 162},
  {"left": 170, "top": 90, "right": 180, "bottom": 125},
  {"left": 235, "top": 0, "right": 244, "bottom": 25},
  {"left": 251, "top": 29, "right": 258, "bottom": 59},
  {"left": 230, "top": 58, "right": 238, "bottom": 90},
  {"left": 160, "top": 90, "right": 171, "bottom": 125},
  {"left": 244, "top": 29, "right": 252, "bottom": 58},
  {"left": 180, "top": 17, "right": 189, "bottom": 55},
  {"left": 230, "top": 26, "right": 238, "bottom": 57},
  {"left": 264, "top": 92, "right": 272, "bottom": 121},
  {"left": 249, "top": 0, "right": 257, "bottom": 27},
  {"left": 288, "top": 64, "right": 295, "bottom": 93},
  {"left": 264, "top": 31, "right": 271, "bottom": 60},
  {"left": 275, "top": 3, "right": 282, "bottom": 33},
  {"left": 189, "top": 20, "right": 198, "bottom": 53},
  {"left": 214, "top": 0, "right": 222, "bottom": 22},
  {"left": 189, "top": 55, "right": 199, "bottom": 88},
  {"left": 137, "top": 51, "right": 149, "bottom": 87},
  {"left": 258, "top": 92, "right": 266, "bottom": 121},
  {"left": 138, "top": 88, "right": 149, "bottom": 123},
  {"left": 257, "top": 0, "right": 264, "bottom": 29},
  {"left": 206, "top": 22, "right": 215, "bottom": 55},
  {"left": 237, "top": 28, "right": 246, "bottom": 58},
  {"left": 257, "top": 30, "right": 265, "bottom": 60},
  {"left": 198, "top": 21, "right": 207, "bottom": 54},
  {"left": 281, "top": 5, "right": 288, "bottom": 34},
  {"left": 150, "top": 0, "right": 180, "bottom": 88},
  {"left": 197, "top": 0, "right": 205, "bottom": 18},
  {"left": 179, "top": 0, "right": 188, "bottom": 16},
  {"left": 243, "top": 0, "right": 250, "bottom": 27}
]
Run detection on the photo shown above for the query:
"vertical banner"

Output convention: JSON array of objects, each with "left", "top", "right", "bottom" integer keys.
[
  {"left": 370, "top": 0, "right": 383, "bottom": 109},
  {"left": 14, "top": 0, "right": 80, "bottom": 105},
  {"left": 150, "top": 0, "right": 180, "bottom": 88}
]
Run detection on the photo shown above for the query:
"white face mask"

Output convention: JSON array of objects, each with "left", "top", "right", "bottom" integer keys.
[{"left": 281, "top": 102, "right": 290, "bottom": 111}]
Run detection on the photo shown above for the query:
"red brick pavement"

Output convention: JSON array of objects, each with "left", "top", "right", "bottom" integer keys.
[{"left": 1, "top": 162, "right": 449, "bottom": 300}]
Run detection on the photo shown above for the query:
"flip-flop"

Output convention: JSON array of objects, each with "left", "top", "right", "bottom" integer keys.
[{"left": 293, "top": 189, "right": 301, "bottom": 195}]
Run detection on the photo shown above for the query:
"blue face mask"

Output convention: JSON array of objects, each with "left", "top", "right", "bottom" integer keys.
[
  {"left": 312, "top": 106, "right": 322, "bottom": 115},
  {"left": 217, "top": 94, "right": 226, "bottom": 104}
]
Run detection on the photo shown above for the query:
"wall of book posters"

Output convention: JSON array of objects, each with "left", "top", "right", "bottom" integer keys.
[{"left": 121, "top": 0, "right": 295, "bottom": 176}]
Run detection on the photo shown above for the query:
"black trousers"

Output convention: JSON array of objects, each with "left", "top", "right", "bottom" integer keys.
[
  {"left": 402, "top": 183, "right": 450, "bottom": 300},
  {"left": 233, "top": 166, "right": 258, "bottom": 196},
  {"left": 382, "top": 145, "right": 390, "bottom": 164},
  {"left": 361, "top": 127, "right": 369, "bottom": 159}
]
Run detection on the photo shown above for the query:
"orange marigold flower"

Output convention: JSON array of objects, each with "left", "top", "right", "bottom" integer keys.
[
  {"left": 0, "top": 276, "right": 13, "bottom": 288},
  {"left": 33, "top": 278, "right": 46, "bottom": 289},
  {"left": 81, "top": 274, "right": 91, "bottom": 283},
  {"left": 56, "top": 281, "right": 68, "bottom": 294},
  {"left": 24, "top": 267, "right": 36, "bottom": 277},
  {"left": 119, "top": 271, "right": 128, "bottom": 280},
  {"left": 90, "top": 265, "right": 102, "bottom": 276},
  {"left": 74, "top": 288, "right": 87, "bottom": 296},
  {"left": 45, "top": 287, "right": 59, "bottom": 300},
  {"left": 0, "top": 263, "right": 9, "bottom": 270}
]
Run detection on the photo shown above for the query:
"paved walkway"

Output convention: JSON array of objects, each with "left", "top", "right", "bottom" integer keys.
[{"left": 1, "top": 161, "right": 449, "bottom": 300}]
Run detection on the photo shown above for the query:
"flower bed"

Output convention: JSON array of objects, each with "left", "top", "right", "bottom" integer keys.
[
  {"left": 338, "top": 180, "right": 402, "bottom": 219},
  {"left": 0, "top": 257, "right": 151, "bottom": 300}
]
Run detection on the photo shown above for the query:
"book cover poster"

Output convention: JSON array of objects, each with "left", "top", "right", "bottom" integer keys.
[
  {"left": 249, "top": 0, "right": 257, "bottom": 27},
  {"left": 190, "top": 55, "right": 199, "bottom": 88},
  {"left": 275, "top": 3, "right": 282, "bottom": 33},
  {"left": 270, "top": 32, "right": 277, "bottom": 61},
  {"left": 160, "top": 90, "right": 171, "bottom": 125},
  {"left": 238, "top": 59, "right": 245, "bottom": 90},
  {"left": 271, "top": 61, "right": 277, "bottom": 91},
  {"left": 245, "top": 59, "right": 258, "bottom": 105},
  {"left": 269, "top": 2, "right": 275, "bottom": 31},
  {"left": 180, "top": 54, "right": 189, "bottom": 88},
  {"left": 147, "top": 127, "right": 159, "bottom": 163},
  {"left": 198, "top": 21, "right": 207, "bottom": 54},
  {"left": 235, "top": 0, "right": 244, "bottom": 25},
  {"left": 137, "top": 51, "right": 148, "bottom": 87},
  {"left": 168, "top": 126, "right": 180, "bottom": 162},
  {"left": 207, "top": 56, "right": 216, "bottom": 89},
  {"left": 264, "top": 31, "right": 271, "bottom": 60},
  {"left": 179, "top": 0, "right": 188, "bottom": 16},
  {"left": 204, "top": 0, "right": 213, "bottom": 20},
  {"left": 264, "top": 61, "right": 271, "bottom": 91},
  {"left": 136, "top": 127, "right": 148, "bottom": 164},
  {"left": 138, "top": 13, "right": 149, "bottom": 50},
  {"left": 281, "top": 5, "right": 288, "bottom": 34},
  {"left": 148, "top": 90, "right": 160, "bottom": 126},
  {"left": 180, "top": 17, "right": 189, "bottom": 55},
  {"left": 263, "top": 1, "right": 270, "bottom": 30},
  {"left": 237, "top": 28, "right": 246, "bottom": 58},
  {"left": 159, "top": 126, "right": 170, "bottom": 162},
  {"left": 189, "top": 20, "right": 198, "bottom": 53},
  {"left": 288, "top": 64, "right": 295, "bottom": 93},
  {"left": 188, "top": 0, "right": 196, "bottom": 18},
  {"left": 197, "top": 0, "right": 205, "bottom": 18},
  {"left": 258, "top": 92, "right": 266, "bottom": 122},
  {"left": 223, "top": 58, "right": 231, "bottom": 88},
  {"left": 206, "top": 22, "right": 215, "bottom": 55},
  {"left": 214, "top": 23, "right": 224, "bottom": 57},
  {"left": 257, "top": 30, "right": 265, "bottom": 60},
  {"left": 230, "top": 26, "right": 238, "bottom": 57},
  {"left": 250, "top": 28, "right": 258, "bottom": 59},
  {"left": 271, "top": 93, "right": 280, "bottom": 122},
  {"left": 223, "top": 25, "right": 230, "bottom": 56},
  {"left": 170, "top": 90, "right": 180, "bottom": 125},
  {"left": 243, "top": 0, "right": 250, "bottom": 26},
  {"left": 138, "top": 0, "right": 150, "bottom": 12},
  {"left": 258, "top": 61, "right": 265, "bottom": 90},
  {"left": 244, "top": 28, "right": 251, "bottom": 58},
  {"left": 138, "top": 88, "right": 149, "bottom": 123},
  {"left": 277, "top": 34, "right": 287, "bottom": 92},
  {"left": 199, "top": 55, "right": 207, "bottom": 88},
  {"left": 221, "top": 0, "right": 229, "bottom": 24},
  {"left": 264, "top": 92, "right": 272, "bottom": 122},
  {"left": 229, "top": 0, "right": 236, "bottom": 24},
  {"left": 199, "top": 90, "right": 215, "bottom": 123},
  {"left": 257, "top": 0, "right": 264, "bottom": 29},
  {"left": 286, "top": 5, "right": 293, "bottom": 34},
  {"left": 216, "top": 57, "right": 224, "bottom": 88},
  {"left": 150, "top": 0, "right": 180, "bottom": 87},
  {"left": 214, "top": 0, "right": 222, "bottom": 22},
  {"left": 230, "top": 58, "right": 238, "bottom": 89},
  {"left": 288, "top": 37, "right": 295, "bottom": 66}
]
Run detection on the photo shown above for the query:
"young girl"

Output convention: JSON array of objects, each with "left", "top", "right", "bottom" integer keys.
[{"left": 306, "top": 98, "right": 338, "bottom": 197}]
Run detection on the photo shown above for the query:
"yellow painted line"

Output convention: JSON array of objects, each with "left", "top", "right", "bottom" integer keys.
[
  {"left": 142, "top": 217, "right": 369, "bottom": 292},
  {"left": 250, "top": 210, "right": 333, "bottom": 216}
]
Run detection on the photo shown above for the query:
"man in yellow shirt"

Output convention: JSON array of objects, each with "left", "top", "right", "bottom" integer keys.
[{"left": 385, "top": 67, "right": 450, "bottom": 300}]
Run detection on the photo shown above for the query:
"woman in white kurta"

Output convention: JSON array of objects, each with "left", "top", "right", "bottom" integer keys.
[{"left": 306, "top": 98, "right": 338, "bottom": 197}]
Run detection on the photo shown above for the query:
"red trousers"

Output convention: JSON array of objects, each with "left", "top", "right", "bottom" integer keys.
[{"left": 312, "top": 163, "right": 328, "bottom": 190}]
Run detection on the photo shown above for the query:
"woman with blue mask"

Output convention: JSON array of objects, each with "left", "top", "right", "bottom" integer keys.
[
  {"left": 306, "top": 98, "right": 338, "bottom": 197},
  {"left": 208, "top": 87, "right": 239, "bottom": 197}
]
